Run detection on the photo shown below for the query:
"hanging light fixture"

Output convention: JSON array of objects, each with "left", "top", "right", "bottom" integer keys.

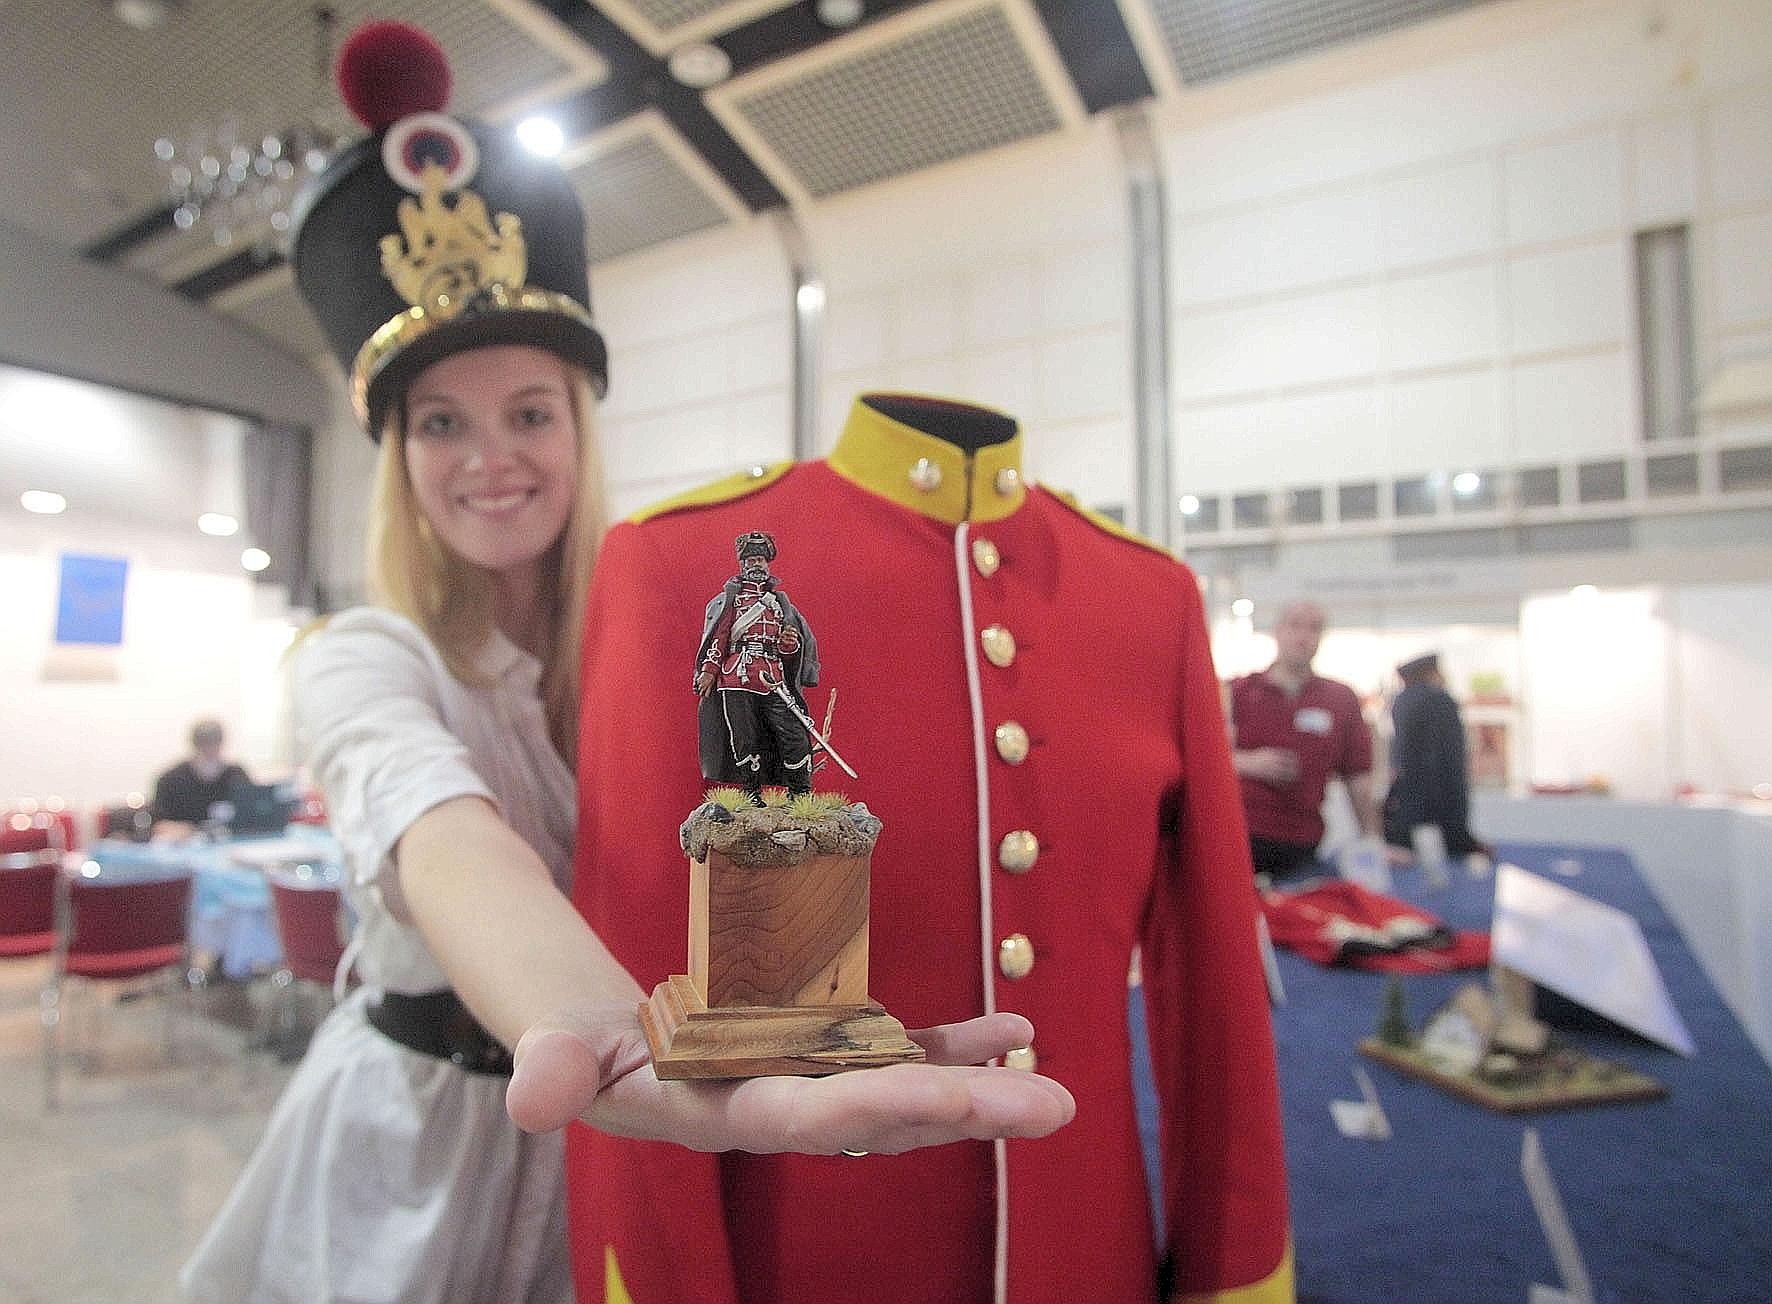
[{"left": 152, "top": 6, "right": 342, "bottom": 250}]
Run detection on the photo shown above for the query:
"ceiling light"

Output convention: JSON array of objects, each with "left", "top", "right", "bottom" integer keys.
[
  {"left": 668, "top": 42, "right": 732, "bottom": 89},
  {"left": 516, "top": 116, "right": 564, "bottom": 158},
  {"left": 1452, "top": 471, "right": 1481, "bottom": 496},
  {"left": 1179, "top": 494, "right": 1201, "bottom": 516},
  {"left": 198, "top": 512, "right": 239, "bottom": 536},
  {"left": 241, "top": 547, "right": 272, "bottom": 572},
  {"left": 816, "top": 0, "right": 866, "bottom": 27},
  {"left": 114, "top": 0, "right": 174, "bottom": 30},
  {"left": 21, "top": 490, "right": 68, "bottom": 514},
  {"left": 1570, "top": 584, "right": 1598, "bottom": 599},
  {"left": 1231, "top": 598, "right": 1254, "bottom": 618}
]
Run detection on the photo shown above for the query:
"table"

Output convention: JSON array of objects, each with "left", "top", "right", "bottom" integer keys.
[
  {"left": 79, "top": 828, "right": 343, "bottom": 980},
  {"left": 1130, "top": 842, "right": 1772, "bottom": 1303}
]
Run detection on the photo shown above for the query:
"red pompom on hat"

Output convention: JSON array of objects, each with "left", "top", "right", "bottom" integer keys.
[{"left": 336, "top": 20, "right": 452, "bottom": 130}]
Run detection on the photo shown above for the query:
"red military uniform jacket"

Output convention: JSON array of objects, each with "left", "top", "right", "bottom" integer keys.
[
  {"left": 572, "top": 395, "right": 1293, "bottom": 1304},
  {"left": 703, "top": 577, "right": 798, "bottom": 692}
]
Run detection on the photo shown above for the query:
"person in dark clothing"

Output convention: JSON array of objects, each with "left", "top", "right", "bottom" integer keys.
[
  {"left": 151, "top": 718, "right": 251, "bottom": 825},
  {"left": 1383, "top": 654, "right": 1492, "bottom": 860}
]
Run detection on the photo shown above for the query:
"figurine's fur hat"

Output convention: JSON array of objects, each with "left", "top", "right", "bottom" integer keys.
[{"left": 735, "top": 531, "right": 778, "bottom": 562}]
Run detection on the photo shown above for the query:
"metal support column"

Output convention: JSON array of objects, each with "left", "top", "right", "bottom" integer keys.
[
  {"left": 773, "top": 209, "right": 823, "bottom": 462},
  {"left": 1115, "top": 108, "right": 1174, "bottom": 550}
]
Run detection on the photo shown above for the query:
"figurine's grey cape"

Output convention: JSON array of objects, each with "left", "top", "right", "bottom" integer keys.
[{"left": 696, "top": 579, "right": 820, "bottom": 784}]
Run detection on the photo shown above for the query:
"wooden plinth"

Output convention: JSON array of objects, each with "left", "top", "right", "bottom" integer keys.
[{"left": 643, "top": 974, "right": 924, "bottom": 1079}]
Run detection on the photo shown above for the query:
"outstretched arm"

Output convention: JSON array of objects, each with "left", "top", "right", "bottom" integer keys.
[{"left": 397, "top": 795, "right": 1075, "bottom": 1153}]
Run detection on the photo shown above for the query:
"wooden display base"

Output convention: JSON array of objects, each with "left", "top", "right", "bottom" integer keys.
[
  {"left": 643, "top": 974, "right": 925, "bottom": 1079},
  {"left": 1359, "top": 1037, "right": 1666, "bottom": 1114}
]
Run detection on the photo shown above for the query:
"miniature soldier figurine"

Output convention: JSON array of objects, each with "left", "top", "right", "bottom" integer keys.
[{"left": 695, "top": 532, "right": 819, "bottom": 796}]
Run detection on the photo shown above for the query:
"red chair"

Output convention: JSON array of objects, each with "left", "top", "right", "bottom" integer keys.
[
  {"left": 42, "top": 869, "right": 195, "bottom": 1110},
  {"left": 0, "top": 853, "right": 59, "bottom": 957},
  {"left": 265, "top": 866, "right": 350, "bottom": 1050},
  {"left": 1, "top": 809, "right": 75, "bottom": 855}
]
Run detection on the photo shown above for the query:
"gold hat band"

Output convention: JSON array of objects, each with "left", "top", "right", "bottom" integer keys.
[{"left": 350, "top": 284, "right": 600, "bottom": 427}]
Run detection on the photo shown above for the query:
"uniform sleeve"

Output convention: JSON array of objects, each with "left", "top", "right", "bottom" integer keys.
[
  {"left": 292, "top": 612, "right": 495, "bottom": 893},
  {"left": 1142, "top": 573, "right": 1295, "bottom": 1303},
  {"left": 570, "top": 522, "right": 740, "bottom": 1304}
]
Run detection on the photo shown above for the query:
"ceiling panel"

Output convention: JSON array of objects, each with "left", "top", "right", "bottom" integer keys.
[
  {"left": 2, "top": 0, "right": 602, "bottom": 252},
  {"left": 1130, "top": 0, "right": 1493, "bottom": 87},
  {"left": 712, "top": 0, "right": 1082, "bottom": 205},
  {"left": 566, "top": 111, "right": 747, "bottom": 266}
]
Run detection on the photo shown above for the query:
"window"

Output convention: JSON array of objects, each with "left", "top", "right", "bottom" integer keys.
[
  {"left": 1231, "top": 492, "right": 1271, "bottom": 529},
  {"left": 1338, "top": 481, "right": 1379, "bottom": 522}
]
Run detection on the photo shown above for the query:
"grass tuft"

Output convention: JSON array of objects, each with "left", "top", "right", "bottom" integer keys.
[
  {"left": 705, "top": 786, "right": 757, "bottom": 812},
  {"left": 787, "top": 791, "right": 848, "bottom": 819}
]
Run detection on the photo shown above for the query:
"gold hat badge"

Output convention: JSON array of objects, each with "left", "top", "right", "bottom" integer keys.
[{"left": 379, "top": 161, "right": 526, "bottom": 317}]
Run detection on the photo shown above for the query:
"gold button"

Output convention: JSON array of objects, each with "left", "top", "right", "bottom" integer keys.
[
  {"left": 1004, "top": 1045, "right": 1037, "bottom": 1072},
  {"left": 998, "top": 933, "right": 1034, "bottom": 979},
  {"left": 971, "top": 537, "right": 1001, "bottom": 578},
  {"left": 909, "top": 457, "right": 942, "bottom": 492},
  {"left": 994, "top": 721, "right": 1030, "bottom": 765},
  {"left": 980, "top": 624, "right": 1016, "bottom": 668},
  {"left": 998, "top": 829, "right": 1039, "bottom": 873},
  {"left": 994, "top": 467, "right": 1021, "bottom": 497}
]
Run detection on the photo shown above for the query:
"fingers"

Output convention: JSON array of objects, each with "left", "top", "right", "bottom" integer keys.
[{"left": 908, "top": 1011, "right": 1035, "bottom": 1066}]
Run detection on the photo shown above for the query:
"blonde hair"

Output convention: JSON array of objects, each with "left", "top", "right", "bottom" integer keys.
[{"left": 367, "top": 360, "right": 607, "bottom": 762}]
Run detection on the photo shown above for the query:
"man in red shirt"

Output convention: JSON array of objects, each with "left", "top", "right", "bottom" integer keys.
[{"left": 1229, "top": 600, "right": 1378, "bottom": 878}]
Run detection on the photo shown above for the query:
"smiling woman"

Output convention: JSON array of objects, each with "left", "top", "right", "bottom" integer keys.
[{"left": 372, "top": 343, "right": 605, "bottom": 756}]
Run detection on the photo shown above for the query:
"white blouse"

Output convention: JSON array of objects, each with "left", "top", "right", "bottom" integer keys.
[{"left": 293, "top": 606, "right": 576, "bottom": 994}]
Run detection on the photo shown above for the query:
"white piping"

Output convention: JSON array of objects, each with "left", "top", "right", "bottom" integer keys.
[{"left": 954, "top": 521, "right": 1008, "bottom": 1304}]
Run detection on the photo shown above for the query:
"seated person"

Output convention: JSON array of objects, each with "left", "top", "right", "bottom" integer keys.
[
  {"left": 150, "top": 718, "right": 251, "bottom": 828},
  {"left": 1229, "top": 601, "right": 1379, "bottom": 878}
]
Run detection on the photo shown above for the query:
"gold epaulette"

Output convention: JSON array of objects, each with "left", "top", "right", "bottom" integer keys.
[
  {"left": 626, "top": 461, "right": 795, "bottom": 525},
  {"left": 1044, "top": 486, "right": 1175, "bottom": 559}
]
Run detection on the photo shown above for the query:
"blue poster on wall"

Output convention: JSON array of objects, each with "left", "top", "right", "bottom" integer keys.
[{"left": 54, "top": 553, "right": 129, "bottom": 646}]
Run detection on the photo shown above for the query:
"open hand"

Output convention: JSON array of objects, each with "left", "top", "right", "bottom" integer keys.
[{"left": 505, "top": 1005, "right": 1074, "bottom": 1155}]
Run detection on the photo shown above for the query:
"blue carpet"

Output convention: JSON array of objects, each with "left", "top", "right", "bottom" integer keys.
[{"left": 1129, "top": 842, "right": 1772, "bottom": 1303}]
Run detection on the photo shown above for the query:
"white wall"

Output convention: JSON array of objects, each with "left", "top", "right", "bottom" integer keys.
[
  {"left": 0, "top": 516, "right": 299, "bottom": 825},
  {"left": 591, "top": 218, "right": 795, "bottom": 518},
  {"left": 1, "top": 367, "right": 304, "bottom": 825},
  {"left": 1666, "top": 582, "right": 1772, "bottom": 794},
  {"left": 803, "top": 115, "right": 1134, "bottom": 509},
  {"left": 1159, "top": 0, "right": 1772, "bottom": 500},
  {"left": 585, "top": 115, "right": 1136, "bottom": 516}
]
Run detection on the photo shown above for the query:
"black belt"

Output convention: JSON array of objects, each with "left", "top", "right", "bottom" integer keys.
[{"left": 366, "top": 990, "right": 514, "bottom": 1077}]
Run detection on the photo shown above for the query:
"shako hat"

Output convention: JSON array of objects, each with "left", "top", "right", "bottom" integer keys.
[
  {"left": 735, "top": 531, "right": 778, "bottom": 562},
  {"left": 289, "top": 21, "right": 607, "bottom": 437}
]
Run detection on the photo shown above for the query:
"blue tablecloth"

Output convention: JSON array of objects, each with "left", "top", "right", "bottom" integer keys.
[
  {"left": 1131, "top": 841, "right": 1772, "bottom": 1303},
  {"left": 79, "top": 828, "right": 342, "bottom": 979}
]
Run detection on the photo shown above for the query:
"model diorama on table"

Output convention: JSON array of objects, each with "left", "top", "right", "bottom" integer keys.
[
  {"left": 640, "top": 532, "right": 925, "bottom": 1079},
  {"left": 1359, "top": 972, "right": 1666, "bottom": 1113}
]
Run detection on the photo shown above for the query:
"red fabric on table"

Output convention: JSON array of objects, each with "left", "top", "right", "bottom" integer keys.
[{"left": 1261, "top": 879, "right": 1490, "bottom": 972}]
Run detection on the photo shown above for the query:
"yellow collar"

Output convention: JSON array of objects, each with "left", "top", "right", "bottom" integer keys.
[{"left": 827, "top": 394, "right": 1027, "bottom": 526}]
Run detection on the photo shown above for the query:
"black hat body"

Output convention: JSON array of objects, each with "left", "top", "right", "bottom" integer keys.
[{"left": 290, "top": 55, "right": 606, "bottom": 437}]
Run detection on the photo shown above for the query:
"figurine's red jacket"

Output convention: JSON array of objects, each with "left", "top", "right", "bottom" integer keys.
[{"left": 572, "top": 396, "right": 1293, "bottom": 1304}]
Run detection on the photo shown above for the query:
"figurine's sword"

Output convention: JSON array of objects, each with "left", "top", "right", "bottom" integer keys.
[{"left": 773, "top": 683, "right": 859, "bottom": 779}]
